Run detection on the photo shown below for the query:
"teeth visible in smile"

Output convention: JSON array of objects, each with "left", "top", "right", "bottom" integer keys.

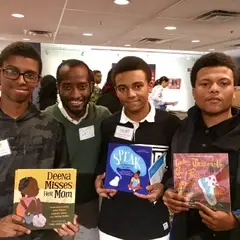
[{"left": 70, "top": 101, "right": 82, "bottom": 105}]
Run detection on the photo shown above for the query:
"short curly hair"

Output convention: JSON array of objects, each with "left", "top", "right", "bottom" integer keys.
[
  {"left": 111, "top": 56, "right": 152, "bottom": 85},
  {"left": 0, "top": 41, "right": 42, "bottom": 74},
  {"left": 191, "top": 52, "right": 238, "bottom": 87}
]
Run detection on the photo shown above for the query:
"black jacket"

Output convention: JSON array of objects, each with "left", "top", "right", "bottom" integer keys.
[
  {"left": 98, "top": 109, "right": 180, "bottom": 239},
  {"left": 170, "top": 106, "right": 240, "bottom": 240},
  {"left": 0, "top": 104, "right": 69, "bottom": 240}
]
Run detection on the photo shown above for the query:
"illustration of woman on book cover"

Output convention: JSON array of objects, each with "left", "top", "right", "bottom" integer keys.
[
  {"left": 16, "top": 177, "right": 46, "bottom": 228},
  {"left": 128, "top": 170, "right": 142, "bottom": 192}
]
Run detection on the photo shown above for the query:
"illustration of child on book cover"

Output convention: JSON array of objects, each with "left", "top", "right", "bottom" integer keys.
[
  {"left": 13, "top": 169, "right": 76, "bottom": 230},
  {"left": 16, "top": 177, "right": 46, "bottom": 227},
  {"left": 128, "top": 170, "right": 142, "bottom": 192},
  {"left": 173, "top": 153, "right": 231, "bottom": 211},
  {"left": 104, "top": 144, "right": 152, "bottom": 194}
]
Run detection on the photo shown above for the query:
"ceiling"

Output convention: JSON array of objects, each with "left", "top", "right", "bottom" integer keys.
[{"left": 1, "top": 0, "right": 240, "bottom": 52}]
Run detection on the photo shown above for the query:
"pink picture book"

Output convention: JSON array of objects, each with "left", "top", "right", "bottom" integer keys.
[{"left": 173, "top": 153, "right": 231, "bottom": 211}]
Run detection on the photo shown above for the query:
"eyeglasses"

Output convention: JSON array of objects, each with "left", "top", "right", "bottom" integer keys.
[{"left": 2, "top": 66, "right": 40, "bottom": 83}]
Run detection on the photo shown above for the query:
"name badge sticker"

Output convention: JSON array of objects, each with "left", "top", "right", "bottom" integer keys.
[
  {"left": 0, "top": 139, "right": 11, "bottom": 157},
  {"left": 114, "top": 125, "right": 134, "bottom": 141},
  {"left": 79, "top": 125, "right": 95, "bottom": 141}
]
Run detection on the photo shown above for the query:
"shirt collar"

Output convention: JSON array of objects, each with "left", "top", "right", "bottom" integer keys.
[
  {"left": 120, "top": 102, "right": 156, "bottom": 124},
  {"left": 196, "top": 107, "right": 240, "bottom": 137},
  {"left": 58, "top": 100, "right": 89, "bottom": 125}
]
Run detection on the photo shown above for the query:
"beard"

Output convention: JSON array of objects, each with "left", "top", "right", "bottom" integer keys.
[{"left": 60, "top": 95, "right": 91, "bottom": 119}]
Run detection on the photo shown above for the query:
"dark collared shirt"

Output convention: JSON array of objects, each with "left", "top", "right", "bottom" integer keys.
[{"left": 188, "top": 113, "right": 239, "bottom": 240}]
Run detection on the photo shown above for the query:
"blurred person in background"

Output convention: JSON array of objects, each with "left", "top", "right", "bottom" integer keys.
[
  {"left": 38, "top": 74, "right": 58, "bottom": 110},
  {"left": 97, "top": 69, "right": 122, "bottom": 113},
  {"left": 150, "top": 76, "right": 177, "bottom": 110},
  {"left": 90, "top": 70, "right": 102, "bottom": 104}
]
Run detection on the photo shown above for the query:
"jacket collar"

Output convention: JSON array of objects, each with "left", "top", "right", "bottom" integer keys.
[{"left": 179, "top": 105, "right": 240, "bottom": 152}]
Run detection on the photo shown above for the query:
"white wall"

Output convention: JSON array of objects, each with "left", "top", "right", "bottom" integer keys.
[{"left": 41, "top": 44, "right": 200, "bottom": 112}]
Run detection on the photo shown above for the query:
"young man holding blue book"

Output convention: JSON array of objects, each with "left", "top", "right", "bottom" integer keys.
[{"left": 95, "top": 56, "right": 180, "bottom": 240}]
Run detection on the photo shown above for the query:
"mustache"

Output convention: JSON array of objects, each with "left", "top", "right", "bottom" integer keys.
[
  {"left": 60, "top": 95, "right": 92, "bottom": 105},
  {"left": 206, "top": 96, "right": 222, "bottom": 101},
  {"left": 60, "top": 96, "right": 84, "bottom": 101},
  {"left": 68, "top": 98, "right": 84, "bottom": 101}
]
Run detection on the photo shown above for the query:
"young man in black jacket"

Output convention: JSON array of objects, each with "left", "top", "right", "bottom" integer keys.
[
  {"left": 95, "top": 56, "right": 180, "bottom": 240},
  {"left": 163, "top": 52, "right": 240, "bottom": 240},
  {"left": 0, "top": 42, "right": 79, "bottom": 240}
]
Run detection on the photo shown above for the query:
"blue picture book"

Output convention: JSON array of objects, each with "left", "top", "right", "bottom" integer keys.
[{"left": 104, "top": 143, "right": 152, "bottom": 194}]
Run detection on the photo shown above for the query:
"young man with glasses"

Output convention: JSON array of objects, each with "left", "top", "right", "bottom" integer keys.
[
  {"left": 95, "top": 56, "right": 180, "bottom": 240},
  {"left": 45, "top": 60, "right": 111, "bottom": 240},
  {"left": 0, "top": 42, "right": 78, "bottom": 239}
]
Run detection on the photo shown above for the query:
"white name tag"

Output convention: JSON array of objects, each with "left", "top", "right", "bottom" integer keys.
[
  {"left": 0, "top": 139, "right": 11, "bottom": 157},
  {"left": 79, "top": 126, "right": 95, "bottom": 141},
  {"left": 114, "top": 125, "right": 134, "bottom": 141},
  {"left": 163, "top": 222, "right": 169, "bottom": 230}
]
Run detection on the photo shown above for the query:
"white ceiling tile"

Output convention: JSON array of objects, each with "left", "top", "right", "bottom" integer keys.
[
  {"left": 0, "top": 0, "right": 239, "bottom": 52},
  {"left": 66, "top": 0, "right": 180, "bottom": 15},
  {"left": 158, "top": 0, "right": 240, "bottom": 19}
]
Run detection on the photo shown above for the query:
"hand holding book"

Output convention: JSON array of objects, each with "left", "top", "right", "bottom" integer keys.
[
  {"left": 0, "top": 214, "right": 31, "bottom": 238},
  {"left": 134, "top": 183, "right": 164, "bottom": 203},
  {"left": 95, "top": 173, "right": 117, "bottom": 198},
  {"left": 162, "top": 189, "right": 189, "bottom": 214},
  {"left": 196, "top": 202, "right": 237, "bottom": 231},
  {"left": 54, "top": 215, "right": 79, "bottom": 237}
]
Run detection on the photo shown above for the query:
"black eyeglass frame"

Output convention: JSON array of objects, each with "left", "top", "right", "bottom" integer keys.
[{"left": 2, "top": 68, "right": 41, "bottom": 83}]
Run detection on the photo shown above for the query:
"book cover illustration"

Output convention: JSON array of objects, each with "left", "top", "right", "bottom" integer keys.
[
  {"left": 148, "top": 152, "right": 167, "bottom": 185},
  {"left": 104, "top": 143, "right": 152, "bottom": 194},
  {"left": 134, "top": 144, "right": 169, "bottom": 165},
  {"left": 13, "top": 169, "right": 77, "bottom": 230},
  {"left": 174, "top": 153, "right": 231, "bottom": 211}
]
